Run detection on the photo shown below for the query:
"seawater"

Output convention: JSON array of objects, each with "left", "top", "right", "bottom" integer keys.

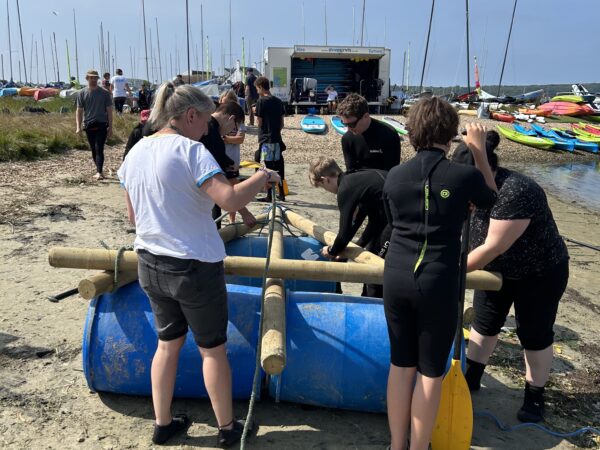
[{"left": 507, "top": 161, "right": 600, "bottom": 213}]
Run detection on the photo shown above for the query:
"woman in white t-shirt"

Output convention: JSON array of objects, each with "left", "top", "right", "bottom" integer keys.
[
  {"left": 118, "top": 82, "right": 279, "bottom": 446},
  {"left": 325, "top": 85, "right": 338, "bottom": 114}
]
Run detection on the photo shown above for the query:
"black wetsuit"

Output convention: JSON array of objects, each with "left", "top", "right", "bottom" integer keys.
[
  {"left": 382, "top": 148, "right": 496, "bottom": 377},
  {"left": 341, "top": 118, "right": 401, "bottom": 173},
  {"left": 329, "top": 170, "right": 391, "bottom": 298},
  {"left": 200, "top": 117, "right": 235, "bottom": 228}
]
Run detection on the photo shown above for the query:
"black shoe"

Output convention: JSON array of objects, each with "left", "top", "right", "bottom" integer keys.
[
  {"left": 256, "top": 196, "right": 273, "bottom": 203},
  {"left": 152, "top": 414, "right": 190, "bottom": 445},
  {"left": 277, "top": 195, "right": 285, "bottom": 202},
  {"left": 217, "top": 419, "right": 254, "bottom": 448},
  {"left": 517, "top": 382, "right": 545, "bottom": 423}
]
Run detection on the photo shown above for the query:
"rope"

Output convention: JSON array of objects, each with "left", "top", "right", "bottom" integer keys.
[
  {"left": 475, "top": 410, "right": 600, "bottom": 438},
  {"left": 98, "top": 240, "right": 133, "bottom": 291},
  {"left": 240, "top": 187, "right": 276, "bottom": 449}
]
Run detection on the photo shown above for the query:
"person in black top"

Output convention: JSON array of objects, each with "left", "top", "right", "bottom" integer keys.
[
  {"left": 452, "top": 130, "right": 569, "bottom": 424},
  {"left": 254, "top": 76, "right": 286, "bottom": 201},
  {"left": 200, "top": 101, "right": 256, "bottom": 228},
  {"left": 138, "top": 83, "right": 153, "bottom": 111},
  {"left": 337, "top": 93, "right": 401, "bottom": 173},
  {"left": 245, "top": 69, "right": 258, "bottom": 126},
  {"left": 123, "top": 109, "right": 154, "bottom": 160},
  {"left": 382, "top": 98, "right": 497, "bottom": 450},
  {"left": 309, "top": 157, "right": 391, "bottom": 298}
]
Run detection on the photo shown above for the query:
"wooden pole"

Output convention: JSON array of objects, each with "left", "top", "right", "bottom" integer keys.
[
  {"left": 78, "top": 271, "right": 138, "bottom": 300},
  {"left": 283, "top": 209, "right": 384, "bottom": 267},
  {"left": 261, "top": 208, "right": 286, "bottom": 375}
]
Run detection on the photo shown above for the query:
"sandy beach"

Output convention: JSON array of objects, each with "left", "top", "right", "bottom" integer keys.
[{"left": 0, "top": 114, "right": 598, "bottom": 449}]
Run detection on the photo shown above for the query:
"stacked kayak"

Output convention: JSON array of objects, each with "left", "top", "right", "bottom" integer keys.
[
  {"left": 514, "top": 124, "right": 597, "bottom": 153},
  {"left": 330, "top": 116, "right": 348, "bottom": 135},
  {"left": 300, "top": 114, "right": 327, "bottom": 134},
  {"left": 497, "top": 125, "right": 554, "bottom": 150},
  {"left": 568, "top": 126, "right": 600, "bottom": 143},
  {"left": 550, "top": 95, "right": 585, "bottom": 103},
  {"left": 382, "top": 116, "right": 408, "bottom": 135},
  {"left": 576, "top": 124, "right": 600, "bottom": 136},
  {"left": 538, "top": 102, "right": 594, "bottom": 116},
  {"left": 518, "top": 108, "right": 551, "bottom": 117},
  {"left": 34, "top": 88, "right": 60, "bottom": 101},
  {"left": 549, "top": 129, "right": 599, "bottom": 153},
  {"left": 530, "top": 124, "right": 574, "bottom": 152},
  {"left": 0, "top": 87, "right": 18, "bottom": 97},
  {"left": 17, "top": 87, "right": 38, "bottom": 97}
]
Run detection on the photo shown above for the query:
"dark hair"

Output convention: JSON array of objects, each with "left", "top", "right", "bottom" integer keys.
[
  {"left": 406, "top": 97, "right": 459, "bottom": 150},
  {"left": 216, "top": 101, "right": 245, "bottom": 124},
  {"left": 246, "top": 68, "right": 253, "bottom": 74},
  {"left": 116, "top": 69, "right": 123, "bottom": 75},
  {"left": 451, "top": 130, "right": 500, "bottom": 171},
  {"left": 337, "top": 93, "right": 368, "bottom": 119},
  {"left": 103, "top": 72, "right": 110, "bottom": 78},
  {"left": 254, "top": 76, "right": 270, "bottom": 91}
]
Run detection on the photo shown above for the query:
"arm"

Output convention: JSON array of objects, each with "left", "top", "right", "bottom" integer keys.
[
  {"left": 223, "top": 129, "right": 245, "bottom": 145},
  {"left": 467, "top": 218, "right": 530, "bottom": 272},
  {"left": 75, "top": 107, "right": 83, "bottom": 133},
  {"left": 329, "top": 191, "right": 361, "bottom": 255},
  {"left": 124, "top": 191, "right": 135, "bottom": 225},
  {"left": 201, "top": 169, "right": 279, "bottom": 212},
  {"left": 463, "top": 123, "right": 498, "bottom": 193},
  {"left": 342, "top": 136, "right": 357, "bottom": 172},
  {"left": 106, "top": 106, "right": 113, "bottom": 137},
  {"left": 383, "top": 131, "right": 401, "bottom": 169},
  {"left": 356, "top": 212, "right": 379, "bottom": 248}
]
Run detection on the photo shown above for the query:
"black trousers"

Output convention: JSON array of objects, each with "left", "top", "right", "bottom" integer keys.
[
  {"left": 114, "top": 97, "right": 126, "bottom": 114},
  {"left": 85, "top": 123, "right": 108, "bottom": 173},
  {"left": 254, "top": 148, "right": 285, "bottom": 199}
]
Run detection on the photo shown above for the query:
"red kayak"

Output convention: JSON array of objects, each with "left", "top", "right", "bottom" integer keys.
[
  {"left": 34, "top": 88, "right": 60, "bottom": 101},
  {"left": 538, "top": 101, "right": 594, "bottom": 116},
  {"left": 491, "top": 112, "right": 515, "bottom": 123},
  {"left": 583, "top": 124, "right": 600, "bottom": 136}
]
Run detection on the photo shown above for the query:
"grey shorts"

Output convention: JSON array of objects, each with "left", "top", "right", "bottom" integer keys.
[{"left": 137, "top": 250, "right": 228, "bottom": 348}]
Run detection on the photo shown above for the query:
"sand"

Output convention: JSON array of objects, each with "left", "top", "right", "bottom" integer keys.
[{"left": 0, "top": 115, "right": 599, "bottom": 449}]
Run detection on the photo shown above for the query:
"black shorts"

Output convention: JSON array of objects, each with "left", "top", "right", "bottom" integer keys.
[
  {"left": 384, "top": 264, "right": 458, "bottom": 377},
  {"left": 473, "top": 259, "right": 569, "bottom": 351},
  {"left": 137, "top": 250, "right": 228, "bottom": 349}
]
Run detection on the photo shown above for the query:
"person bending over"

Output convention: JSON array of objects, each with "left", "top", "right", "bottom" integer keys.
[{"left": 309, "top": 157, "right": 391, "bottom": 298}]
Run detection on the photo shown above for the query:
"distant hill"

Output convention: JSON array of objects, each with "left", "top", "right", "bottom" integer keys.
[{"left": 392, "top": 83, "right": 600, "bottom": 98}]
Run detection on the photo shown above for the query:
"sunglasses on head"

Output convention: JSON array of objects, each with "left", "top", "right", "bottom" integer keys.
[{"left": 341, "top": 116, "right": 362, "bottom": 129}]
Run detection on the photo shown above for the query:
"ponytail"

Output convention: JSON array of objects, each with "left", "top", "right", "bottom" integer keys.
[{"left": 148, "top": 82, "right": 215, "bottom": 130}]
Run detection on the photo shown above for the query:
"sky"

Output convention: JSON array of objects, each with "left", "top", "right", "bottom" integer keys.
[{"left": 1, "top": 0, "right": 599, "bottom": 87}]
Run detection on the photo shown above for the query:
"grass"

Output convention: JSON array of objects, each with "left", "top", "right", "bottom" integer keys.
[{"left": 0, "top": 97, "right": 138, "bottom": 162}]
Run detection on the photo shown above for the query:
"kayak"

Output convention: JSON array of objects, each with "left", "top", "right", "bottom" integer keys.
[
  {"left": 18, "top": 87, "right": 38, "bottom": 97},
  {"left": 300, "top": 114, "right": 327, "bottom": 134},
  {"left": 538, "top": 102, "right": 594, "bottom": 116},
  {"left": 554, "top": 128, "right": 600, "bottom": 143},
  {"left": 551, "top": 129, "right": 599, "bottom": 153},
  {"left": 330, "top": 116, "right": 348, "bottom": 135},
  {"left": 570, "top": 126, "right": 600, "bottom": 140},
  {"left": 458, "top": 109, "right": 477, "bottom": 116},
  {"left": 491, "top": 112, "right": 515, "bottom": 123},
  {"left": 530, "top": 124, "right": 574, "bottom": 152},
  {"left": 497, "top": 125, "right": 554, "bottom": 150},
  {"left": 513, "top": 124, "right": 536, "bottom": 136},
  {"left": 574, "top": 124, "right": 600, "bottom": 137},
  {"left": 0, "top": 87, "right": 18, "bottom": 97},
  {"left": 382, "top": 116, "right": 408, "bottom": 135},
  {"left": 34, "top": 88, "right": 60, "bottom": 101},
  {"left": 584, "top": 115, "right": 600, "bottom": 123},
  {"left": 550, "top": 95, "right": 584, "bottom": 103},
  {"left": 518, "top": 108, "right": 551, "bottom": 117},
  {"left": 582, "top": 124, "right": 600, "bottom": 135}
]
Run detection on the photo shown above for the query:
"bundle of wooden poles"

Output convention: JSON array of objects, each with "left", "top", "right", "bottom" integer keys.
[{"left": 47, "top": 207, "right": 502, "bottom": 377}]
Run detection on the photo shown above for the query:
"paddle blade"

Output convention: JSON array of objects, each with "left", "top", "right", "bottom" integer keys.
[
  {"left": 240, "top": 160, "right": 262, "bottom": 169},
  {"left": 431, "top": 359, "right": 473, "bottom": 450}
]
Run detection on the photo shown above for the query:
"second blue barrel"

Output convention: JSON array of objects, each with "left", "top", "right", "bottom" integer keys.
[{"left": 269, "top": 291, "right": 464, "bottom": 413}]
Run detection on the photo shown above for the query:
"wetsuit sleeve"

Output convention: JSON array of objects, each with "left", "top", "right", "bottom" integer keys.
[
  {"left": 356, "top": 211, "right": 379, "bottom": 248},
  {"left": 330, "top": 189, "right": 361, "bottom": 255},
  {"left": 383, "top": 130, "right": 401, "bottom": 170},
  {"left": 342, "top": 135, "right": 357, "bottom": 173},
  {"left": 469, "top": 169, "right": 497, "bottom": 210}
]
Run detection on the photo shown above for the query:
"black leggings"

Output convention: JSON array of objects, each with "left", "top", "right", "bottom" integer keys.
[
  {"left": 85, "top": 123, "right": 108, "bottom": 173},
  {"left": 473, "top": 259, "right": 569, "bottom": 350},
  {"left": 114, "top": 97, "right": 126, "bottom": 114}
]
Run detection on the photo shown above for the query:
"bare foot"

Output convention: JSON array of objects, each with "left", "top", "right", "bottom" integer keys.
[{"left": 93, "top": 173, "right": 106, "bottom": 181}]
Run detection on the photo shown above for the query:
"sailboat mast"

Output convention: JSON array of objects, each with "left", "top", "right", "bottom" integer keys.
[
  {"left": 360, "top": 0, "right": 366, "bottom": 46},
  {"left": 53, "top": 32, "right": 60, "bottom": 82},
  {"left": 6, "top": 0, "right": 13, "bottom": 81},
  {"left": 419, "top": 0, "right": 435, "bottom": 94},
  {"left": 201, "top": 4, "right": 204, "bottom": 80},
  {"left": 15, "top": 0, "right": 27, "bottom": 83},
  {"left": 303, "top": 2, "right": 306, "bottom": 45},
  {"left": 402, "top": 51, "right": 406, "bottom": 90},
  {"left": 40, "top": 30, "right": 47, "bottom": 84},
  {"left": 407, "top": 42, "right": 410, "bottom": 93},
  {"left": 50, "top": 34, "right": 56, "bottom": 82},
  {"left": 35, "top": 39, "right": 38, "bottom": 84},
  {"left": 228, "top": 0, "right": 232, "bottom": 71},
  {"left": 465, "top": 0, "right": 471, "bottom": 94},
  {"left": 497, "top": 0, "right": 518, "bottom": 97},
  {"left": 155, "top": 18, "right": 162, "bottom": 83},
  {"left": 73, "top": 9, "right": 79, "bottom": 81},
  {"left": 185, "top": 0, "right": 191, "bottom": 83},
  {"left": 141, "top": 0, "right": 149, "bottom": 82},
  {"left": 324, "top": 1, "right": 328, "bottom": 45},
  {"left": 29, "top": 34, "right": 33, "bottom": 83},
  {"left": 65, "top": 40, "right": 71, "bottom": 81}
]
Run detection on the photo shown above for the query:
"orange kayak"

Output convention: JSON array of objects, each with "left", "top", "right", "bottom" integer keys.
[
  {"left": 18, "top": 86, "right": 38, "bottom": 97},
  {"left": 518, "top": 108, "right": 551, "bottom": 117},
  {"left": 34, "top": 88, "right": 60, "bottom": 101},
  {"left": 491, "top": 112, "right": 515, "bottom": 123},
  {"left": 538, "top": 102, "right": 594, "bottom": 116}
]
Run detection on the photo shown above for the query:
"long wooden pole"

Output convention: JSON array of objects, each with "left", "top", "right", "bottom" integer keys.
[
  {"left": 283, "top": 209, "right": 384, "bottom": 267},
  {"left": 261, "top": 208, "right": 286, "bottom": 375}
]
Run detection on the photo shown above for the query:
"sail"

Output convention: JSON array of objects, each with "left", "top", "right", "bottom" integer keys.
[{"left": 474, "top": 56, "right": 481, "bottom": 96}]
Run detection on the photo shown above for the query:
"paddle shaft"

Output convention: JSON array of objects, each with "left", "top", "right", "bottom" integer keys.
[
  {"left": 47, "top": 287, "right": 78, "bottom": 303},
  {"left": 454, "top": 213, "right": 471, "bottom": 359}
]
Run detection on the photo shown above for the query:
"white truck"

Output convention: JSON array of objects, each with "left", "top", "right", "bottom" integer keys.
[{"left": 263, "top": 45, "right": 391, "bottom": 113}]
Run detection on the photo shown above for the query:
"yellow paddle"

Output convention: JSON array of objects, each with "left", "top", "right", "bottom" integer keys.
[
  {"left": 431, "top": 215, "right": 473, "bottom": 450},
  {"left": 240, "top": 160, "right": 262, "bottom": 169}
]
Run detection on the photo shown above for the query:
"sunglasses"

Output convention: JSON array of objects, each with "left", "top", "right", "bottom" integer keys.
[{"left": 341, "top": 116, "right": 362, "bottom": 129}]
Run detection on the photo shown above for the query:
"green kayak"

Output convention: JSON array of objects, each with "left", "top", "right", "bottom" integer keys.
[
  {"left": 550, "top": 95, "right": 584, "bottom": 103},
  {"left": 382, "top": 116, "right": 409, "bottom": 135},
  {"left": 497, "top": 125, "right": 555, "bottom": 150},
  {"left": 561, "top": 128, "right": 600, "bottom": 143}
]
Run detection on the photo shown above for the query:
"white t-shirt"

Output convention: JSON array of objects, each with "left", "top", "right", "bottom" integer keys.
[
  {"left": 326, "top": 89, "right": 338, "bottom": 102},
  {"left": 224, "top": 122, "right": 246, "bottom": 167},
  {"left": 117, "top": 134, "right": 226, "bottom": 261},
  {"left": 110, "top": 75, "right": 128, "bottom": 97}
]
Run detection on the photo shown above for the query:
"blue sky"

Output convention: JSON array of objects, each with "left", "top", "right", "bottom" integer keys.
[{"left": 2, "top": 0, "right": 599, "bottom": 87}]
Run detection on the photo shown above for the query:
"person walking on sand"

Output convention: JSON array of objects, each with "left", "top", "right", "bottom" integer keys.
[
  {"left": 118, "top": 81, "right": 279, "bottom": 446},
  {"left": 245, "top": 68, "right": 258, "bottom": 126},
  {"left": 337, "top": 93, "right": 401, "bottom": 173},
  {"left": 382, "top": 98, "right": 497, "bottom": 450},
  {"left": 254, "top": 76, "right": 286, "bottom": 202},
  {"left": 75, "top": 69, "right": 113, "bottom": 181},
  {"left": 110, "top": 69, "right": 132, "bottom": 115}
]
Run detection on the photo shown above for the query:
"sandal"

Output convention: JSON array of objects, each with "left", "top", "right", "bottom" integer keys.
[{"left": 152, "top": 413, "right": 190, "bottom": 445}]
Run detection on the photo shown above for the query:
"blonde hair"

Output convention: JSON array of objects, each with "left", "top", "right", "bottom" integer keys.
[
  {"left": 219, "top": 89, "right": 239, "bottom": 104},
  {"left": 149, "top": 82, "right": 215, "bottom": 129},
  {"left": 308, "top": 157, "right": 342, "bottom": 187}
]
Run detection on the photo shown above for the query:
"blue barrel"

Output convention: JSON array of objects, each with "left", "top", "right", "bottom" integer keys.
[
  {"left": 269, "top": 291, "right": 465, "bottom": 413},
  {"left": 82, "top": 282, "right": 262, "bottom": 399}
]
